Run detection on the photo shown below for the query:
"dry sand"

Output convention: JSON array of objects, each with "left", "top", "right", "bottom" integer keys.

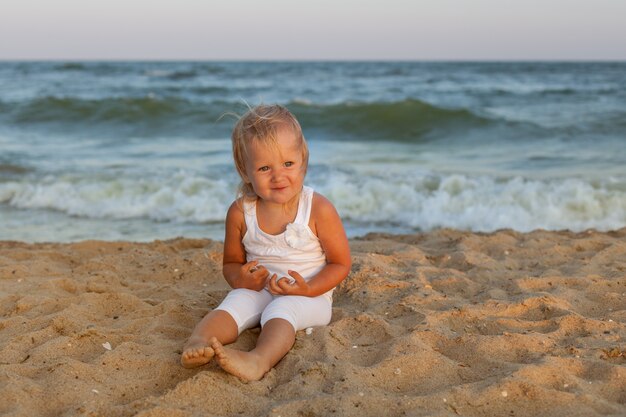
[{"left": 1, "top": 228, "right": 625, "bottom": 417}]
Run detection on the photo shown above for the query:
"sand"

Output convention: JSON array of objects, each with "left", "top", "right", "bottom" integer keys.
[{"left": 0, "top": 228, "right": 625, "bottom": 417}]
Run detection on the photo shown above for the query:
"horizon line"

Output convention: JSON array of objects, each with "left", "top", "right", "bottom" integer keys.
[{"left": 1, "top": 58, "right": 626, "bottom": 63}]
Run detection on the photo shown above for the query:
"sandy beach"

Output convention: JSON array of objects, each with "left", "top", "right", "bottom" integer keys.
[{"left": 1, "top": 228, "right": 625, "bottom": 416}]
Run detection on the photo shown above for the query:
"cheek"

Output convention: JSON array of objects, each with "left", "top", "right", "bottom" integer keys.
[
  {"left": 248, "top": 171, "right": 269, "bottom": 187},
  {"left": 242, "top": 166, "right": 255, "bottom": 183},
  {"left": 292, "top": 170, "right": 305, "bottom": 182}
]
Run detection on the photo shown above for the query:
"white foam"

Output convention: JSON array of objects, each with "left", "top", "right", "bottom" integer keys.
[
  {"left": 0, "top": 172, "right": 234, "bottom": 224},
  {"left": 314, "top": 171, "right": 626, "bottom": 233},
  {"left": 2, "top": 170, "right": 625, "bottom": 233}
]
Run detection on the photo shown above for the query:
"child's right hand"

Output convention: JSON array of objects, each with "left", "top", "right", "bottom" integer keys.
[{"left": 238, "top": 260, "right": 269, "bottom": 291}]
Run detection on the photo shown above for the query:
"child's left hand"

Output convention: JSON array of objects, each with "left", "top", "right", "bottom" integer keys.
[{"left": 268, "top": 270, "right": 310, "bottom": 296}]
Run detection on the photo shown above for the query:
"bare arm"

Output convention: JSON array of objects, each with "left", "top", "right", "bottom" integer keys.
[
  {"left": 268, "top": 194, "right": 351, "bottom": 297},
  {"left": 223, "top": 201, "right": 269, "bottom": 291}
]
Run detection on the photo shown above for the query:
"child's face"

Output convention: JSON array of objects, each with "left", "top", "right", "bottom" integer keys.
[{"left": 245, "top": 126, "right": 305, "bottom": 206}]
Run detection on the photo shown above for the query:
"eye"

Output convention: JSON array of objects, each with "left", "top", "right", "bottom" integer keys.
[
  {"left": 284, "top": 161, "right": 294, "bottom": 167},
  {"left": 258, "top": 166, "right": 270, "bottom": 172}
]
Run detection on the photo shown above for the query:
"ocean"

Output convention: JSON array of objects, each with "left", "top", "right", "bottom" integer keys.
[{"left": 0, "top": 61, "right": 625, "bottom": 242}]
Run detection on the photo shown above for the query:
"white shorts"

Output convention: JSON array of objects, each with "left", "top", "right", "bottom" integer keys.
[{"left": 214, "top": 288, "right": 333, "bottom": 334}]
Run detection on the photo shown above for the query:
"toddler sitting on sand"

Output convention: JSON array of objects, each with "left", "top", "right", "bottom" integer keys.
[{"left": 181, "top": 104, "right": 351, "bottom": 381}]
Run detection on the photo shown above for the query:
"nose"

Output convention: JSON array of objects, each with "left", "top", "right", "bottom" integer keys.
[{"left": 271, "top": 166, "right": 284, "bottom": 182}]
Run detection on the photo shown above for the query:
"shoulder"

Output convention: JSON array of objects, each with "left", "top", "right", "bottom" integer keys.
[
  {"left": 309, "top": 193, "right": 343, "bottom": 237},
  {"left": 226, "top": 199, "right": 247, "bottom": 232},
  {"left": 310, "top": 192, "right": 350, "bottom": 263},
  {"left": 227, "top": 198, "right": 245, "bottom": 218},
  {"left": 310, "top": 192, "right": 341, "bottom": 226}
]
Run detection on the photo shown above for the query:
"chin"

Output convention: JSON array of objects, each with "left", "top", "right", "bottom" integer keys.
[
  {"left": 276, "top": 191, "right": 300, "bottom": 204},
  {"left": 275, "top": 196, "right": 296, "bottom": 205}
]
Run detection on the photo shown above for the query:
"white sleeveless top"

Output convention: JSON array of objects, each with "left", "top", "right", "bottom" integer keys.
[{"left": 242, "top": 186, "right": 327, "bottom": 287}]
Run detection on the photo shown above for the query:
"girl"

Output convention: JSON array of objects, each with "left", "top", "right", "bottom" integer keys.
[{"left": 181, "top": 104, "right": 351, "bottom": 382}]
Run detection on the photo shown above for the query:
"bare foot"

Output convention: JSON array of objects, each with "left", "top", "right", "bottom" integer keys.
[
  {"left": 209, "top": 337, "right": 269, "bottom": 382},
  {"left": 181, "top": 342, "right": 215, "bottom": 369}
]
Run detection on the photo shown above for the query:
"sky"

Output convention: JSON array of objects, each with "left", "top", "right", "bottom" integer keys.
[{"left": 1, "top": 0, "right": 625, "bottom": 60}]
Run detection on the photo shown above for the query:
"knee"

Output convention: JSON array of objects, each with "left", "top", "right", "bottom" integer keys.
[
  {"left": 260, "top": 299, "right": 298, "bottom": 330},
  {"left": 261, "top": 296, "right": 332, "bottom": 331}
]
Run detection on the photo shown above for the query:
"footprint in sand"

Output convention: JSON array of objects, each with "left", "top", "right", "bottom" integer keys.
[{"left": 326, "top": 314, "right": 392, "bottom": 367}]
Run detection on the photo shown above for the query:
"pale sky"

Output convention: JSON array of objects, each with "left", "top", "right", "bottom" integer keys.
[{"left": 1, "top": 0, "right": 625, "bottom": 60}]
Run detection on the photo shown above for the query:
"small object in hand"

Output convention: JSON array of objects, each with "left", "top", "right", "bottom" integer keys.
[
  {"left": 249, "top": 266, "right": 258, "bottom": 273},
  {"left": 276, "top": 276, "right": 296, "bottom": 285}
]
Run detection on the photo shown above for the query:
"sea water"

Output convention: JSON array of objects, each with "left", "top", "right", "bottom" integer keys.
[{"left": 0, "top": 61, "right": 625, "bottom": 242}]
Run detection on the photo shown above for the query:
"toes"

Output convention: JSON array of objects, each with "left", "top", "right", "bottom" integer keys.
[
  {"left": 212, "top": 345, "right": 222, "bottom": 356},
  {"left": 208, "top": 337, "right": 219, "bottom": 349},
  {"left": 209, "top": 338, "right": 225, "bottom": 357},
  {"left": 181, "top": 345, "right": 213, "bottom": 366}
]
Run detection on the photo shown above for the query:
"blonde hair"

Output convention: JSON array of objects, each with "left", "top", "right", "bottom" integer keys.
[{"left": 231, "top": 104, "right": 309, "bottom": 201}]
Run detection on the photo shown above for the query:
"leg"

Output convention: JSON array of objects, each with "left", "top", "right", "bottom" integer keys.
[
  {"left": 181, "top": 288, "right": 273, "bottom": 368},
  {"left": 211, "top": 318, "right": 295, "bottom": 381},
  {"left": 181, "top": 309, "right": 238, "bottom": 368}
]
